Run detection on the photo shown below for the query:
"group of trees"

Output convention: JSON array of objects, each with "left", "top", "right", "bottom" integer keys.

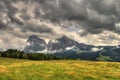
[{"left": 0, "top": 49, "right": 61, "bottom": 60}]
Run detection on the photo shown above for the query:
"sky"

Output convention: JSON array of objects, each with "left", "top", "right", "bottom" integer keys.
[{"left": 0, "top": 0, "right": 120, "bottom": 50}]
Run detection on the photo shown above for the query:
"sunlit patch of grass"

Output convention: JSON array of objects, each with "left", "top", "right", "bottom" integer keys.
[{"left": 0, "top": 65, "right": 9, "bottom": 73}]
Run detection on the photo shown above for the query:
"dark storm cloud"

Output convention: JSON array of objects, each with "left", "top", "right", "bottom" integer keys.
[
  {"left": 1, "top": 0, "right": 24, "bottom": 25},
  {"left": 32, "top": 0, "right": 120, "bottom": 34},
  {"left": 0, "top": 22, "right": 7, "bottom": 30},
  {"left": 0, "top": 0, "right": 55, "bottom": 40},
  {"left": 1, "top": 0, "right": 120, "bottom": 34},
  {"left": 8, "top": 16, "right": 24, "bottom": 25},
  {"left": 21, "top": 23, "right": 54, "bottom": 34},
  {"left": 39, "top": 0, "right": 88, "bottom": 22},
  {"left": 1, "top": 0, "right": 120, "bottom": 37}
]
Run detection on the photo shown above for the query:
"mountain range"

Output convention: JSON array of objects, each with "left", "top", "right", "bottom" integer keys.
[
  {"left": 24, "top": 35, "right": 120, "bottom": 61},
  {"left": 24, "top": 35, "right": 93, "bottom": 53}
]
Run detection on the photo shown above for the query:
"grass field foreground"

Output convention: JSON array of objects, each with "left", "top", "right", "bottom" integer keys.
[{"left": 0, "top": 57, "right": 120, "bottom": 80}]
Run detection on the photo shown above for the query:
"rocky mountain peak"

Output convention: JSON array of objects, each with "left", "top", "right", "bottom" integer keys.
[
  {"left": 24, "top": 35, "right": 47, "bottom": 52},
  {"left": 27, "top": 35, "right": 45, "bottom": 44}
]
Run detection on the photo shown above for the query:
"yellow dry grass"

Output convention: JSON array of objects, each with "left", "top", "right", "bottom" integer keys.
[
  {"left": 0, "top": 58, "right": 120, "bottom": 80},
  {"left": 0, "top": 65, "right": 9, "bottom": 73}
]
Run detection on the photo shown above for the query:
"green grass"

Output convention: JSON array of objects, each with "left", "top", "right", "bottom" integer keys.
[
  {"left": 0, "top": 57, "right": 120, "bottom": 80},
  {"left": 96, "top": 55, "right": 113, "bottom": 61}
]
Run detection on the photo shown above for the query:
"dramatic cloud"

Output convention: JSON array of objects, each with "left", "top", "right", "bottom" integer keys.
[{"left": 0, "top": 0, "right": 120, "bottom": 50}]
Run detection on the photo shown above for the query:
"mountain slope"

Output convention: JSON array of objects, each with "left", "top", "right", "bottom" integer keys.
[
  {"left": 47, "top": 36, "right": 90, "bottom": 52},
  {"left": 24, "top": 35, "right": 47, "bottom": 52},
  {"left": 54, "top": 47, "right": 120, "bottom": 62}
]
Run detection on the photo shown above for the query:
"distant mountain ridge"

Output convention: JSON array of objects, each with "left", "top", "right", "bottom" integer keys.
[{"left": 24, "top": 35, "right": 93, "bottom": 53}]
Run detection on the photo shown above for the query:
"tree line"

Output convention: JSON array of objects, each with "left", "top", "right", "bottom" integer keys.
[{"left": 0, "top": 49, "right": 61, "bottom": 60}]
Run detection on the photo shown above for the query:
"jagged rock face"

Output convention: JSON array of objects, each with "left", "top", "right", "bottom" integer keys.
[
  {"left": 47, "top": 36, "right": 89, "bottom": 52},
  {"left": 24, "top": 35, "right": 92, "bottom": 53},
  {"left": 24, "top": 35, "right": 47, "bottom": 52}
]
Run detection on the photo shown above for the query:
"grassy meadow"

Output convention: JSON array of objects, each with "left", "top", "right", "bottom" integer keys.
[{"left": 0, "top": 57, "right": 120, "bottom": 80}]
